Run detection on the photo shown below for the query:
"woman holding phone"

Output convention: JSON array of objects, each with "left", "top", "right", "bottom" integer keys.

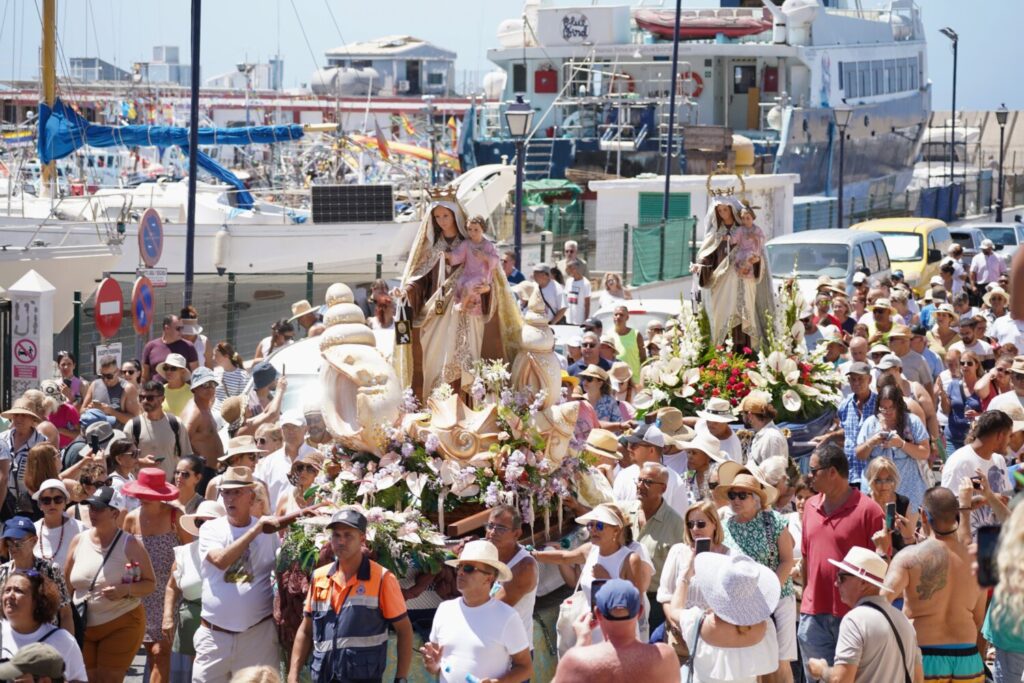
[
  {"left": 864, "top": 457, "right": 917, "bottom": 557},
  {"left": 854, "top": 385, "right": 931, "bottom": 510}
]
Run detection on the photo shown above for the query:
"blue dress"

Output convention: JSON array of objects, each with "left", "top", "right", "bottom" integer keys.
[{"left": 856, "top": 414, "right": 930, "bottom": 509}]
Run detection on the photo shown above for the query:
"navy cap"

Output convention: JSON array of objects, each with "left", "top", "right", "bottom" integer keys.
[
  {"left": 251, "top": 361, "right": 278, "bottom": 391},
  {"left": 892, "top": 270, "right": 904, "bottom": 279},
  {"left": 580, "top": 317, "right": 602, "bottom": 329},
  {"left": 2, "top": 516, "right": 36, "bottom": 541},
  {"left": 595, "top": 578, "right": 641, "bottom": 620},
  {"left": 326, "top": 508, "right": 368, "bottom": 533}
]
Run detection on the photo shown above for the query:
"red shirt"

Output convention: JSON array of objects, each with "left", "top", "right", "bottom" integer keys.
[{"left": 800, "top": 488, "right": 883, "bottom": 618}]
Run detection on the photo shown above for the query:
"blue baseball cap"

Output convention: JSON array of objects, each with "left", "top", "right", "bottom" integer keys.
[
  {"left": 595, "top": 578, "right": 641, "bottom": 620},
  {"left": 2, "top": 516, "right": 36, "bottom": 541}
]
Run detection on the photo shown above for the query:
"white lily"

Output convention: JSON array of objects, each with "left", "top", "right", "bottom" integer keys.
[
  {"left": 746, "top": 369, "right": 768, "bottom": 388},
  {"left": 405, "top": 472, "right": 427, "bottom": 498},
  {"left": 781, "top": 358, "right": 800, "bottom": 386},
  {"left": 782, "top": 389, "right": 802, "bottom": 412}
]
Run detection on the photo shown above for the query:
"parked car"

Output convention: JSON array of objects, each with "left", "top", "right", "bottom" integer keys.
[
  {"left": 948, "top": 226, "right": 986, "bottom": 268},
  {"left": 850, "top": 217, "right": 953, "bottom": 295},
  {"left": 972, "top": 222, "right": 1024, "bottom": 264},
  {"left": 592, "top": 298, "right": 684, "bottom": 334},
  {"left": 765, "top": 229, "right": 892, "bottom": 303}
]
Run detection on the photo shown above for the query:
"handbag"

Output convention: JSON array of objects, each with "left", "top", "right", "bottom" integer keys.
[
  {"left": 556, "top": 573, "right": 588, "bottom": 657},
  {"left": 73, "top": 529, "right": 123, "bottom": 647},
  {"left": 681, "top": 611, "right": 707, "bottom": 683}
]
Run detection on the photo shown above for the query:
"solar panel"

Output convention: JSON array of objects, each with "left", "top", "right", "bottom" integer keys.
[{"left": 311, "top": 185, "right": 395, "bottom": 224}]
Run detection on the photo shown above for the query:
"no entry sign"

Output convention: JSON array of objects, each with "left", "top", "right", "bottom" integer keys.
[{"left": 94, "top": 277, "right": 124, "bottom": 339}]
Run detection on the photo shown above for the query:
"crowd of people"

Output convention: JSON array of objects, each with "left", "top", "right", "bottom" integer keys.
[{"left": 0, "top": 241, "right": 1024, "bottom": 683}]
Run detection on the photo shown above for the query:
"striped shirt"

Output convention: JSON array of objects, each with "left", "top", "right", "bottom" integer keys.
[
  {"left": 214, "top": 367, "right": 250, "bottom": 410},
  {"left": 838, "top": 391, "right": 877, "bottom": 483}
]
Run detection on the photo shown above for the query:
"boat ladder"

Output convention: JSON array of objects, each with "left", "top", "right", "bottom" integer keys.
[{"left": 523, "top": 138, "right": 555, "bottom": 180}]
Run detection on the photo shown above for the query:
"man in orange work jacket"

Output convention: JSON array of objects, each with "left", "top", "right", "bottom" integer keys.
[{"left": 289, "top": 508, "right": 414, "bottom": 683}]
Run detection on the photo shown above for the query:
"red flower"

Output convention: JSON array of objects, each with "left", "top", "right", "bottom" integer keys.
[
  {"left": 711, "top": 388, "right": 720, "bottom": 397},
  {"left": 693, "top": 397, "right": 704, "bottom": 406},
  {"left": 742, "top": 346, "right": 753, "bottom": 355}
]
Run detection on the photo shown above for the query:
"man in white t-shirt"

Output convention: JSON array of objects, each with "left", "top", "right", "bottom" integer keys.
[
  {"left": 613, "top": 424, "right": 688, "bottom": 514},
  {"left": 532, "top": 263, "right": 566, "bottom": 323},
  {"left": 254, "top": 409, "right": 315, "bottom": 510},
  {"left": 941, "top": 410, "right": 1013, "bottom": 537},
  {"left": 948, "top": 315, "right": 993, "bottom": 363},
  {"left": 992, "top": 312, "right": 1024, "bottom": 350},
  {"left": 195, "top": 465, "right": 280, "bottom": 681},
  {"left": 970, "top": 239, "right": 1008, "bottom": 301},
  {"left": 564, "top": 260, "right": 592, "bottom": 325},
  {"left": 422, "top": 540, "right": 532, "bottom": 683}
]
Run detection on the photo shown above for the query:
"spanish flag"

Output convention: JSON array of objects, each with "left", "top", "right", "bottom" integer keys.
[{"left": 374, "top": 121, "right": 391, "bottom": 160}]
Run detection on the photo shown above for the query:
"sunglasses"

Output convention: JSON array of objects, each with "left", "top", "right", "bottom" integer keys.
[
  {"left": 255, "top": 437, "right": 269, "bottom": 446},
  {"left": 835, "top": 571, "right": 855, "bottom": 586},
  {"left": 293, "top": 463, "right": 318, "bottom": 475},
  {"left": 122, "top": 369, "right": 137, "bottom": 375},
  {"left": 6, "top": 538, "right": 31, "bottom": 549},
  {"left": 80, "top": 478, "right": 98, "bottom": 488},
  {"left": 727, "top": 491, "right": 752, "bottom": 501},
  {"left": 587, "top": 521, "right": 607, "bottom": 532},
  {"left": 140, "top": 394, "right": 162, "bottom": 401},
  {"left": 38, "top": 496, "right": 65, "bottom": 506},
  {"left": 457, "top": 564, "right": 495, "bottom": 576},
  {"left": 686, "top": 520, "right": 707, "bottom": 530},
  {"left": 194, "top": 519, "right": 208, "bottom": 529},
  {"left": 708, "top": 482, "right": 719, "bottom": 490},
  {"left": 963, "top": 361, "right": 976, "bottom": 367},
  {"left": 581, "top": 342, "right": 596, "bottom": 348},
  {"left": 101, "top": 373, "right": 117, "bottom": 380}
]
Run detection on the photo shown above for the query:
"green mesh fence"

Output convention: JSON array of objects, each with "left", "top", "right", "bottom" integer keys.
[{"left": 631, "top": 217, "right": 697, "bottom": 286}]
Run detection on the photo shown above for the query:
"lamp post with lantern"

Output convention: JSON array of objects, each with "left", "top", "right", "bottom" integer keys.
[
  {"left": 832, "top": 104, "right": 853, "bottom": 228},
  {"left": 996, "top": 104, "right": 1008, "bottom": 222},
  {"left": 505, "top": 95, "right": 534, "bottom": 270}
]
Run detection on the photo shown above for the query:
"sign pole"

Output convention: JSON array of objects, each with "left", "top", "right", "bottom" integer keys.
[{"left": 184, "top": 0, "right": 202, "bottom": 308}]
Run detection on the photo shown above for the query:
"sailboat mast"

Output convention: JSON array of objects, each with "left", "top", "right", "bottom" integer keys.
[{"left": 41, "top": 0, "right": 56, "bottom": 196}]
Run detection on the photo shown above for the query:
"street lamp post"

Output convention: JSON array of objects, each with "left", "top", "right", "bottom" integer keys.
[
  {"left": 996, "top": 103, "right": 1008, "bottom": 222},
  {"left": 940, "top": 27, "right": 958, "bottom": 218},
  {"left": 423, "top": 96, "right": 438, "bottom": 185},
  {"left": 505, "top": 95, "right": 534, "bottom": 270},
  {"left": 832, "top": 104, "right": 853, "bottom": 229}
]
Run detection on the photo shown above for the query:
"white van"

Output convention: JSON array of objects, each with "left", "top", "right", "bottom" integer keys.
[{"left": 765, "top": 229, "right": 893, "bottom": 303}]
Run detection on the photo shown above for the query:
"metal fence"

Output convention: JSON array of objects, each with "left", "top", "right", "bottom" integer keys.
[{"left": 57, "top": 266, "right": 382, "bottom": 380}]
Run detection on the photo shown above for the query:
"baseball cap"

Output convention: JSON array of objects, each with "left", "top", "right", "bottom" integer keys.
[
  {"left": 326, "top": 508, "right": 368, "bottom": 533},
  {"left": 2, "top": 516, "right": 35, "bottom": 540},
  {"left": 876, "top": 354, "right": 903, "bottom": 370},
  {"left": 280, "top": 409, "right": 306, "bottom": 427},
  {"left": 83, "top": 486, "right": 126, "bottom": 511},
  {"left": 891, "top": 270, "right": 904, "bottom": 280},
  {"left": 580, "top": 317, "right": 603, "bottom": 330},
  {"left": 929, "top": 275, "right": 944, "bottom": 287},
  {"left": 190, "top": 366, "right": 220, "bottom": 388},
  {"left": 623, "top": 423, "right": 665, "bottom": 448},
  {"left": 852, "top": 272, "right": 867, "bottom": 284},
  {"left": 844, "top": 361, "right": 871, "bottom": 376},
  {"left": 595, "top": 578, "right": 641, "bottom": 620},
  {"left": 532, "top": 262, "right": 552, "bottom": 274},
  {"left": 0, "top": 643, "right": 64, "bottom": 679}
]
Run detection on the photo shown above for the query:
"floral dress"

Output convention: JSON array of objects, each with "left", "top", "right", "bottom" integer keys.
[
  {"left": 137, "top": 531, "right": 179, "bottom": 643},
  {"left": 593, "top": 394, "right": 623, "bottom": 423},
  {"left": 723, "top": 510, "right": 793, "bottom": 598}
]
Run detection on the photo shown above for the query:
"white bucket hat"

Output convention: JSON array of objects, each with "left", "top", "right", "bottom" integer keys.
[
  {"left": 686, "top": 433, "right": 728, "bottom": 463},
  {"left": 444, "top": 540, "right": 512, "bottom": 582},
  {"left": 31, "top": 479, "right": 70, "bottom": 502},
  {"left": 828, "top": 547, "right": 890, "bottom": 591},
  {"left": 692, "top": 553, "right": 781, "bottom": 626},
  {"left": 696, "top": 396, "right": 737, "bottom": 423},
  {"left": 156, "top": 353, "right": 191, "bottom": 381}
]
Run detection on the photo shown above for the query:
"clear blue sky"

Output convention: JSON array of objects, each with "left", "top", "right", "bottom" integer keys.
[{"left": 2, "top": 0, "right": 1021, "bottom": 110}]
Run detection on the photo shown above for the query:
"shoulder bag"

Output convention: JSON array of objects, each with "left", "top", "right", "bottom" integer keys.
[
  {"left": 859, "top": 601, "right": 913, "bottom": 683},
  {"left": 72, "top": 529, "right": 123, "bottom": 648},
  {"left": 681, "top": 611, "right": 708, "bottom": 683}
]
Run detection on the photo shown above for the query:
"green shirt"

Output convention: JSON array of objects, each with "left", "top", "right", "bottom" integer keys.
[
  {"left": 614, "top": 328, "right": 642, "bottom": 380},
  {"left": 636, "top": 500, "right": 686, "bottom": 590}
]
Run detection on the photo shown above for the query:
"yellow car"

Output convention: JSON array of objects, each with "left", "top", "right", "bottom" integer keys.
[{"left": 850, "top": 217, "right": 953, "bottom": 295}]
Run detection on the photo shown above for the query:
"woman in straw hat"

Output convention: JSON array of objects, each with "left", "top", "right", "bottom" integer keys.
[
  {"left": 718, "top": 467, "right": 797, "bottom": 682},
  {"left": 579, "top": 365, "right": 629, "bottom": 433},
  {"left": 163, "top": 500, "right": 225, "bottom": 683},
  {"left": 534, "top": 503, "right": 654, "bottom": 643},
  {"left": 1, "top": 399, "right": 51, "bottom": 517},
  {"left": 274, "top": 452, "right": 324, "bottom": 518},
  {"left": 608, "top": 361, "right": 637, "bottom": 410},
  {"left": 672, "top": 551, "right": 781, "bottom": 683},
  {"left": 927, "top": 303, "right": 960, "bottom": 358},
  {"left": 122, "top": 468, "right": 190, "bottom": 683}
]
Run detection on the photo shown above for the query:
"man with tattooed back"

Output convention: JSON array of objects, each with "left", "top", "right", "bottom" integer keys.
[{"left": 884, "top": 487, "right": 987, "bottom": 683}]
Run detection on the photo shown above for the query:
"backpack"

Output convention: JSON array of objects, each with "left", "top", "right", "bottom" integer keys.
[{"left": 130, "top": 415, "right": 182, "bottom": 459}]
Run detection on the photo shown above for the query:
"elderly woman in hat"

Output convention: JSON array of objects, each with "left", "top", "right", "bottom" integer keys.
[
  {"left": 163, "top": 500, "right": 225, "bottom": 683},
  {"left": 65, "top": 486, "right": 155, "bottom": 682},
  {"left": 273, "top": 452, "right": 324, "bottom": 518},
  {"left": 122, "top": 468, "right": 189, "bottom": 683},
  {"left": 719, "top": 467, "right": 797, "bottom": 682},
  {"left": 1, "top": 398, "right": 48, "bottom": 513},
  {"left": 671, "top": 551, "right": 781, "bottom": 682},
  {"left": 534, "top": 503, "right": 654, "bottom": 642},
  {"left": 32, "top": 477, "right": 86, "bottom": 571},
  {"left": 682, "top": 432, "right": 728, "bottom": 504},
  {"left": 738, "top": 392, "right": 789, "bottom": 465},
  {"left": 927, "top": 303, "right": 961, "bottom": 358},
  {"left": 579, "top": 365, "right": 629, "bottom": 432}
]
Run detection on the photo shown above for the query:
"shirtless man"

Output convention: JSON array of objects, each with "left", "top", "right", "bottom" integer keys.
[
  {"left": 554, "top": 579, "right": 679, "bottom": 683},
  {"left": 884, "top": 487, "right": 987, "bottom": 683},
  {"left": 180, "top": 367, "right": 224, "bottom": 470}
]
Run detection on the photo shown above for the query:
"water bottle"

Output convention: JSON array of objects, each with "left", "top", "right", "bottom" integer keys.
[
  {"left": 122, "top": 563, "right": 133, "bottom": 584},
  {"left": 465, "top": 676, "right": 482, "bottom": 683},
  {"left": 131, "top": 561, "right": 141, "bottom": 583}
]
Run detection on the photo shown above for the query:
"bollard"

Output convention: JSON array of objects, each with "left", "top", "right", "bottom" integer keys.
[
  {"left": 306, "top": 262, "right": 314, "bottom": 306},
  {"left": 72, "top": 290, "right": 81, "bottom": 371},
  {"left": 375, "top": 254, "right": 383, "bottom": 280},
  {"left": 226, "top": 273, "right": 237, "bottom": 347}
]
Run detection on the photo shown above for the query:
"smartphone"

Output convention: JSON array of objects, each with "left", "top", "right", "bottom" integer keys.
[
  {"left": 590, "top": 578, "right": 609, "bottom": 606},
  {"left": 976, "top": 524, "right": 1001, "bottom": 588},
  {"left": 152, "top": 456, "right": 166, "bottom": 463},
  {"left": 885, "top": 502, "right": 896, "bottom": 531},
  {"left": 971, "top": 477, "right": 982, "bottom": 490},
  {"left": 89, "top": 435, "right": 100, "bottom": 452},
  {"left": 695, "top": 538, "right": 711, "bottom": 555}
]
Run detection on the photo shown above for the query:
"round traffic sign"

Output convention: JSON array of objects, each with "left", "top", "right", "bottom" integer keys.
[
  {"left": 131, "top": 276, "right": 155, "bottom": 335},
  {"left": 138, "top": 208, "right": 164, "bottom": 268},
  {"left": 94, "top": 277, "right": 124, "bottom": 340}
]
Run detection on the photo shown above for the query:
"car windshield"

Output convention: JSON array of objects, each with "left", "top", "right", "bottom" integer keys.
[
  {"left": 979, "top": 227, "right": 1017, "bottom": 248},
  {"left": 766, "top": 243, "right": 849, "bottom": 278},
  {"left": 879, "top": 232, "right": 923, "bottom": 262}
]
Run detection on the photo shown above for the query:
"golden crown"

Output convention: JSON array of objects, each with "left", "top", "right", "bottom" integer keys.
[
  {"left": 705, "top": 162, "right": 747, "bottom": 198},
  {"left": 427, "top": 186, "right": 458, "bottom": 201}
]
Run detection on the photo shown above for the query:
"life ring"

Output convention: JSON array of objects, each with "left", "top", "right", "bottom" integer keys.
[{"left": 678, "top": 71, "right": 704, "bottom": 98}]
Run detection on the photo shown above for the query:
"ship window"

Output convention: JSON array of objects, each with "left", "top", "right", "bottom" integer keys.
[
  {"left": 843, "top": 62, "right": 858, "bottom": 98},
  {"left": 897, "top": 58, "right": 908, "bottom": 91},
  {"left": 512, "top": 63, "right": 527, "bottom": 92},
  {"left": 909, "top": 57, "right": 919, "bottom": 90},
  {"left": 427, "top": 72, "right": 444, "bottom": 86},
  {"left": 352, "top": 60, "right": 372, "bottom": 69},
  {"left": 858, "top": 63, "right": 871, "bottom": 98},
  {"left": 872, "top": 61, "right": 884, "bottom": 96},
  {"left": 733, "top": 65, "right": 756, "bottom": 94},
  {"left": 885, "top": 60, "right": 896, "bottom": 93}
]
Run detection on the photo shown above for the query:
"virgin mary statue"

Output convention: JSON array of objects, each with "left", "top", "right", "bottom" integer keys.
[
  {"left": 394, "top": 188, "right": 521, "bottom": 398},
  {"left": 693, "top": 196, "right": 775, "bottom": 350}
]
